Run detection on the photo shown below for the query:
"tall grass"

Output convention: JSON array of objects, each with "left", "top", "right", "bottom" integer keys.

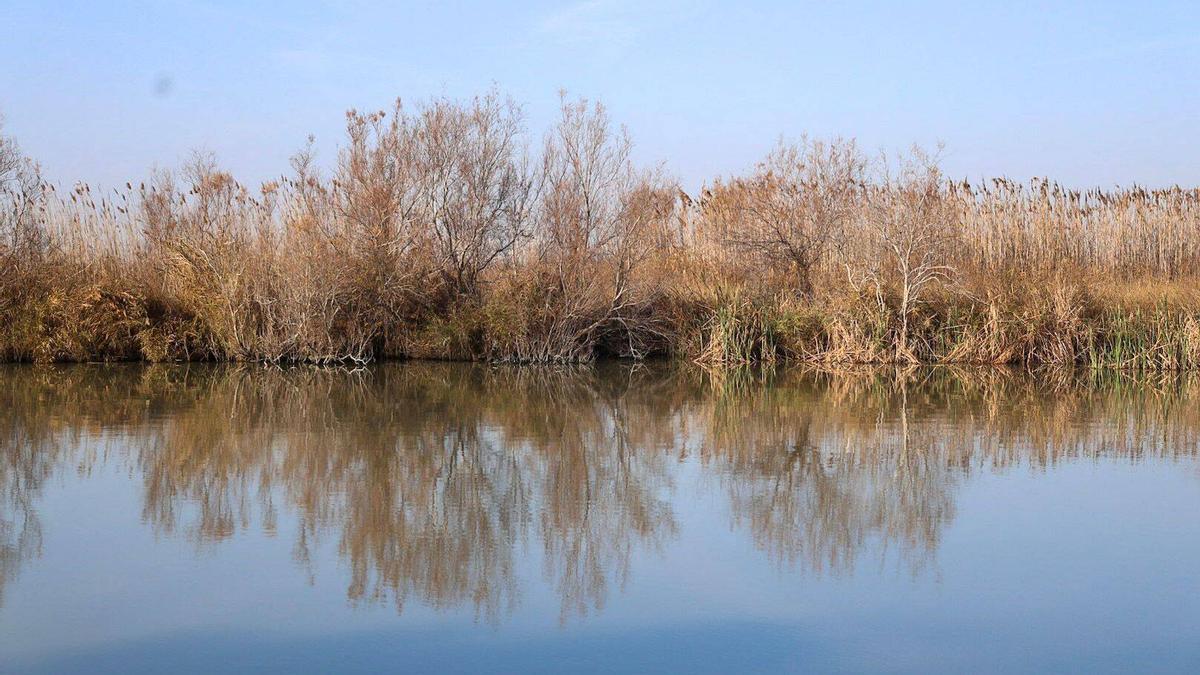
[{"left": 3, "top": 92, "right": 1200, "bottom": 366}]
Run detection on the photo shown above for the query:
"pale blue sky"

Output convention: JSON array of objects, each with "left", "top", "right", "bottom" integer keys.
[{"left": 2, "top": 0, "right": 1198, "bottom": 191}]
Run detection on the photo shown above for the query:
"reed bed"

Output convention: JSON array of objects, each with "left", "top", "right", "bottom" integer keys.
[{"left": 3, "top": 92, "right": 1199, "bottom": 366}]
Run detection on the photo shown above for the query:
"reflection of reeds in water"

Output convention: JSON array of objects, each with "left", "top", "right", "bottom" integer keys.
[
  {"left": 0, "top": 436, "right": 45, "bottom": 607},
  {"left": 1, "top": 364, "right": 1199, "bottom": 618},
  {"left": 0, "top": 364, "right": 680, "bottom": 623},
  {"left": 695, "top": 365, "right": 1200, "bottom": 574}
]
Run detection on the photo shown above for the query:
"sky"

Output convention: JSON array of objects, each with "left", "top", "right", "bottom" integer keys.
[{"left": 1, "top": 0, "right": 1198, "bottom": 192}]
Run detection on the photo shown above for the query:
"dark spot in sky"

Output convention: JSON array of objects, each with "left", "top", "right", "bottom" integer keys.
[{"left": 153, "top": 74, "right": 173, "bottom": 97}]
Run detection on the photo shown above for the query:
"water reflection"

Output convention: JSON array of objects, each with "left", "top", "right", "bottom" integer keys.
[{"left": 2, "top": 363, "right": 1198, "bottom": 620}]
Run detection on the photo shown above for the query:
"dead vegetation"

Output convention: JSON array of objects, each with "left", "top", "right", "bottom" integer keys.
[{"left": 3, "top": 93, "right": 1200, "bottom": 366}]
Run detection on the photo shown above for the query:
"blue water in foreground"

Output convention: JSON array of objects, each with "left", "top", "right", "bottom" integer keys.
[{"left": 1, "top": 364, "right": 1198, "bottom": 673}]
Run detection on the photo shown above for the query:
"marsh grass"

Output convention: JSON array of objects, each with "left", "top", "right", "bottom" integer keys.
[{"left": 3, "top": 94, "right": 1200, "bottom": 367}]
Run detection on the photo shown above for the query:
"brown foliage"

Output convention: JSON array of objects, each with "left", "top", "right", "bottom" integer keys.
[{"left": 3, "top": 93, "right": 1200, "bottom": 366}]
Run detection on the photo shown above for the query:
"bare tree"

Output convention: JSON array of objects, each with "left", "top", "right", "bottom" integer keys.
[
  {"left": 0, "top": 119, "right": 47, "bottom": 326},
  {"left": 0, "top": 118, "right": 44, "bottom": 261},
  {"left": 325, "top": 102, "right": 436, "bottom": 352},
  {"left": 411, "top": 92, "right": 535, "bottom": 297},
  {"left": 852, "top": 147, "right": 956, "bottom": 361},
  {"left": 531, "top": 94, "right": 676, "bottom": 360},
  {"left": 718, "top": 137, "right": 866, "bottom": 295}
]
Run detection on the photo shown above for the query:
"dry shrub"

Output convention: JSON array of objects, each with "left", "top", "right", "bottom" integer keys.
[
  {"left": 480, "top": 95, "right": 678, "bottom": 362},
  {"left": 4, "top": 93, "right": 1200, "bottom": 367},
  {"left": 696, "top": 136, "right": 866, "bottom": 296},
  {"left": 0, "top": 121, "right": 49, "bottom": 359}
]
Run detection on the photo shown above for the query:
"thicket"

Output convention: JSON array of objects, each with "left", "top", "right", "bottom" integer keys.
[{"left": 3, "top": 93, "right": 1199, "bottom": 367}]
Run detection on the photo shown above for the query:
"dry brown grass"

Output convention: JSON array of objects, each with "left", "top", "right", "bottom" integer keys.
[{"left": 3, "top": 95, "right": 1200, "bottom": 366}]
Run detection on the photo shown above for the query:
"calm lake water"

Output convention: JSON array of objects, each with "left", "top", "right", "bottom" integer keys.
[{"left": 1, "top": 363, "right": 1199, "bottom": 673}]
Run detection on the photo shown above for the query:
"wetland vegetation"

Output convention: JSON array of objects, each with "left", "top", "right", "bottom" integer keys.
[{"left": 3, "top": 92, "right": 1200, "bottom": 367}]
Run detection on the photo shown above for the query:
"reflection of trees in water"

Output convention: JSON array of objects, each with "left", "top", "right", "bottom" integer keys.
[
  {"left": 131, "top": 368, "right": 528, "bottom": 618},
  {"left": 1, "top": 412, "right": 48, "bottom": 607},
  {"left": 698, "top": 369, "right": 959, "bottom": 575},
  {"left": 0, "top": 367, "right": 145, "bottom": 606},
  {"left": 25, "top": 364, "right": 677, "bottom": 622},
  {"left": 2, "top": 364, "right": 1200, "bottom": 617},
  {"left": 695, "top": 366, "right": 1200, "bottom": 573},
  {"left": 528, "top": 369, "right": 679, "bottom": 621}
]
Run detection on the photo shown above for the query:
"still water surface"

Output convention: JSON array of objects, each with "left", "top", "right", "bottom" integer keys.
[{"left": 1, "top": 363, "right": 1199, "bottom": 673}]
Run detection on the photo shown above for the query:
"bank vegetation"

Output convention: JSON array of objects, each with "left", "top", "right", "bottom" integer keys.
[{"left": 3, "top": 92, "right": 1200, "bottom": 367}]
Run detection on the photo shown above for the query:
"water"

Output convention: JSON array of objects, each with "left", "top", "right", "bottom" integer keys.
[{"left": 1, "top": 363, "right": 1199, "bottom": 674}]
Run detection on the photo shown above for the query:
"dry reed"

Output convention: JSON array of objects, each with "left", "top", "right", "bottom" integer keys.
[{"left": 3, "top": 93, "right": 1199, "bottom": 367}]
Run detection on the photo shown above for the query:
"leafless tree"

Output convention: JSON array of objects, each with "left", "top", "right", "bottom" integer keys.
[
  {"left": 851, "top": 147, "right": 956, "bottom": 361},
  {"left": 411, "top": 92, "right": 535, "bottom": 297},
  {"left": 531, "top": 94, "right": 676, "bottom": 360},
  {"left": 0, "top": 119, "right": 47, "bottom": 322},
  {"left": 720, "top": 137, "right": 866, "bottom": 295},
  {"left": 0, "top": 118, "right": 44, "bottom": 260}
]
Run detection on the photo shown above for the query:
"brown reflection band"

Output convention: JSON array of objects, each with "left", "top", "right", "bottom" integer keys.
[{"left": 2, "top": 364, "right": 1198, "bottom": 619}]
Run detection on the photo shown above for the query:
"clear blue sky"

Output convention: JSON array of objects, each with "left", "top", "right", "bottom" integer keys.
[{"left": 2, "top": 0, "right": 1198, "bottom": 191}]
